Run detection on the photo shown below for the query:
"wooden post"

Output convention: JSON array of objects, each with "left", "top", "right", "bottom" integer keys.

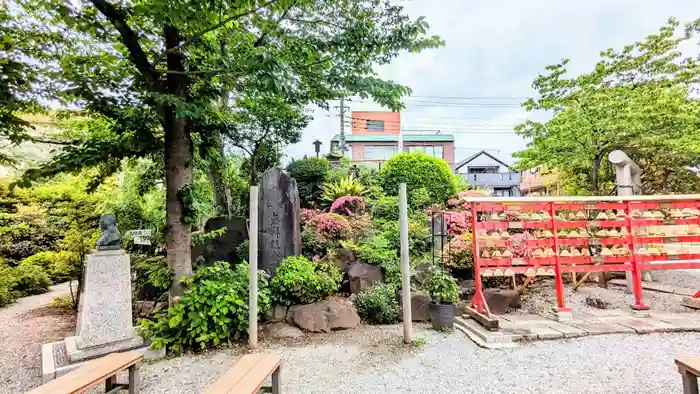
[
  {"left": 398, "top": 183, "right": 412, "bottom": 343},
  {"left": 249, "top": 186, "right": 259, "bottom": 349}
]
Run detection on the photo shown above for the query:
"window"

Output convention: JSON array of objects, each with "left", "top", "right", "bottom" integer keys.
[
  {"left": 366, "top": 120, "right": 385, "bottom": 131},
  {"left": 494, "top": 188, "right": 512, "bottom": 197},
  {"left": 364, "top": 145, "right": 397, "bottom": 160},
  {"left": 404, "top": 145, "right": 444, "bottom": 158}
]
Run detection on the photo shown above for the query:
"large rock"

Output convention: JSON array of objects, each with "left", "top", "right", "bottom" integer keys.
[
  {"left": 348, "top": 261, "right": 383, "bottom": 294},
  {"left": 460, "top": 280, "right": 476, "bottom": 296},
  {"left": 288, "top": 298, "right": 360, "bottom": 333},
  {"left": 483, "top": 289, "right": 521, "bottom": 314},
  {"left": 258, "top": 168, "right": 302, "bottom": 275},
  {"left": 265, "top": 305, "right": 289, "bottom": 323},
  {"left": 264, "top": 322, "right": 304, "bottom": 339},
  {"left": 330, "top": 247, "right": 355, "bottom": 274},
  {"left": 191, "top": 216, "right": 248, "bottom": 265},
  {"left": 413, "top": 262, "right": 432, "bottom": 285},
  {"left": 397, "top": 290, "right": 431, "bottom": 322}
]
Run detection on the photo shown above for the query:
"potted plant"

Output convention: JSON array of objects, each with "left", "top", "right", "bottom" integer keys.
[{"left": 423, "top": 265, "right": 460, "bottom": 331}]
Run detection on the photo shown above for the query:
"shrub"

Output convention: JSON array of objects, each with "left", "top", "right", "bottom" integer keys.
[
  {"left": 132, "top": 255, "right": 172, "bottom": 301},
  {"left": 270, "top": 256, "right": 341, "bottom": 305},
  {"left": 408, "top": 187, "right": 432, "bottom": 210},
  {"left": 354, "top": 283, "right": 400, "bottom": 324},
  {"left": 48, "top": 295, "right": 75, "bottom": 311},
  {"left": 422, "top": 265, "right": 460, "bottom": 305},
  {"left": 0, "top": 264, "right": 16, "bottom": 307},
  {"left": 378, "top": 214, "right": 431, "bottom": 259},
  {"left": 286, "top": 158, "right": 330, "bottom": 207},
  {"left": 139, "top": 261, "right": 271, "bottom": 353},
  {"left": 12, "top": 263, "right": 52, "bottom": 296},
  {"left": 236, "top": 239, "right": 250, "bottom": 262},
  {"left": 301, "top": 213, "right": 351, "bottom": 257},
  {"left": 321, "top": 174, "right": 367, "bottom": 203},
  {"left": 330, "top": 196, "right": 366, "bottom": 216},
  {"left": 380, "top": 153, "right": 457, "bottom": 204},
  {"left": 371, "top": 196, "right": 399, "bottom": 221},
  {"left": 352, "top": 234, "right": 397, "bottom": 265},
  {"left": 20, "top": 251, "right": 80, "bottom": 283},
  {"left": 444, "top": 233, "right": 474, "bottom": 269}
]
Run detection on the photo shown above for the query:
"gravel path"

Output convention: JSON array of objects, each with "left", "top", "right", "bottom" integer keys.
[
  {"left": 140, "top": 324, "right": 700, "bottom": 394},
  {"left": 0, "top": 282, "right": 76, "bottom": 394}
]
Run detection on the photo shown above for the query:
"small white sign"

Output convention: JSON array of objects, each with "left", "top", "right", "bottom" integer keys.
[{"left": 126, "top": 229, "right": 152, "bottom": 245}]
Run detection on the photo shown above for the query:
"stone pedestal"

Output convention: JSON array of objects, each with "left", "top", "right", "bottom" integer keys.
[{"left": 68, "top": 250, "right": 141, "bottom": 363}]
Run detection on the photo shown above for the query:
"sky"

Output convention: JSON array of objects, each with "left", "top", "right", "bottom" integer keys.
[{"left": 287, "top": 0, "right": 700, "bottom": 165}]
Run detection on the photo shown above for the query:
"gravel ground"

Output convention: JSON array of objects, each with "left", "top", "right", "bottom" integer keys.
[
  {"left": 139, "top": 324, "right": 700, "bottom": 394},
  {"left": 650, "top": 269, "right": 700, "bottom": 291},
  {"left": 514, "top": 277, "right": 700, "bottom": 316},
  {"left": 0, "top": 282, "right": 76, "bottom": 394}
]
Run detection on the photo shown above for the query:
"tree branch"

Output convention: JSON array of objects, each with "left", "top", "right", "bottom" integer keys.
[
  {"left": 286, "top": 17, "right": 343, "bottom": 29},
  {"left": 253, "top": 0, "right": 296, "bottom": 47},
  {"left": 89, "top": 0, "right": 159, "bottom": 91},
  {"left": 159, "top": 0, "right": 281, "bottom": 57}
]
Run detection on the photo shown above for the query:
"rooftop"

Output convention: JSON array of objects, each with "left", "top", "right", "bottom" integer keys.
[{"left": 330, "top": 133, "right": 454, "bottom": 143}]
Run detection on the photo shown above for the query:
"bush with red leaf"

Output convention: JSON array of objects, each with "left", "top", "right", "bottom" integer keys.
[
  {"left": 443, "top": 233, "right": 474, "bottom": 269},
  {"left": 330, "top": 196, "right": 366, "bottom": 217},
  {"left": 301, "top": 212, "right": 351, "bottom": 258}
]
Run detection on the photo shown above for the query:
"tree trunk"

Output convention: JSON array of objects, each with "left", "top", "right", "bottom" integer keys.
[
  {"left": 591, "top": 151, "right": 604, "bottom": 194},
  {"left": 164, "top": 25, "right": 192, "bottom": 302}
]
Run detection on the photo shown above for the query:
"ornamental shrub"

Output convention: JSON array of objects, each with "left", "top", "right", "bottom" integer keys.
[
  {"left": 21, "top": 251, "right": 80, "bottom": 283},
  {"left": 354, "top": 283, "right": 400, "bottom": 324},
  {"left": 352, "top": 234, "right": 397, "bottom": 265},
  {"left": 0, "top": 264, "right": 16, "bottom": 307},
  {"left": 132, "top": 255, "right": 172, "bottom": 301},
  {"left": 330, "top": 196, "right": 366, "bottom": 216},
  {"left": 443, "top": 233, "right": 474, "bottom": 269},
  {"left": 371, "top": 196, "right": 399, "bottom": 221},
  {"left": 270, "top": 256, "right": 341, "bottom": 305},
  {"left": 286, "top": 158, "right": 330, "bottom": 207},
  {"left": 423, "top": 265, "right": 460, "bottom": 305},
  {"left": 139, "top": 261, "right": 271, "bottom": 354},
  {"left": 12, "top": 263, "right": 52, "bottom": 296},
  {"left": 321, "top": 174, "right": 367, "bottom": 203},
  {"left": 380, "top": 153, "right": 457, "bottom": 204},
  {"left": 301, "top": 212, "right": 351, "bottom": 257}
]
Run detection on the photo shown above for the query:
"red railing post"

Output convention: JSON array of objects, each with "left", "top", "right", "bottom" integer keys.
[
  {"left": 469, "top": 202, "right": 489, "bottom": 315},
  {"left": 549, "top": 202, "right": 571, "bottom": 315},
  {"left": 627, "top": 201, "right": 648, "bottom": 311}
]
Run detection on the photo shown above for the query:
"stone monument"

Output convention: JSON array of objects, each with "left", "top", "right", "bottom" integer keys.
[
  {"left": 41, "top": 214, "right": 162, "bottom": 381},
  {"left": 258, "top": 168, "right": 301, "bottom": 275}
]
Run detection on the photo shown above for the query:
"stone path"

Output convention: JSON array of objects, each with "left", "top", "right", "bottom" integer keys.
[{"left": 455, "top": 309, "right": 700, "bottom": 348}]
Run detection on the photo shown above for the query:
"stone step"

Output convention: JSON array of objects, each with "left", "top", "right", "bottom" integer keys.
[{"left": 454, "top": 316, "right": 520, "bottom": 349}]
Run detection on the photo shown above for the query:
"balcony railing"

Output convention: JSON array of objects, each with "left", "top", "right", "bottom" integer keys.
[{"left": 464, "top": 172, "right": 521, "bottom": 187}]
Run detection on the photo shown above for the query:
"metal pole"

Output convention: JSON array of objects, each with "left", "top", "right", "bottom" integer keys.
[
  {"left": 248, "top": 186, "right": 259, "bottom": 349},
  {"left": 398, "top": 183, "right": 412, "bottom": 343}
]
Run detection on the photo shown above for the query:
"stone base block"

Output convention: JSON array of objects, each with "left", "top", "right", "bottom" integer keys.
[
  {"left": 42, "top": 335, "right": 165, "bottom": 382},
  {"left": 554, "top": 310, "right": 573, "bottom": 322},
  {"left": 66, "top": 331, "right": 144, "bottom": 363}
]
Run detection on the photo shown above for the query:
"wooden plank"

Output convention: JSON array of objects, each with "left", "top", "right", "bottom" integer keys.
[
  {"left": 204, "top": 355, "right": 264, "bottom": 394},
  {"left": 227, "top": 355, "right": 282, "bottom": 394},
  {"left": 464, "top": 306, "right": 499, "bottom": 331},
  {"left": 27, "top": 351, "right": 143, "bottom": 394},
  {"left": 677, "top": 358, "right": 700, "bottom": 377}
]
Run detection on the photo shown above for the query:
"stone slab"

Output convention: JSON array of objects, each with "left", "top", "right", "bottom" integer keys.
[
  {"left": 570, "top": 322, "right": 635, "bottom": 335},
  {"left": 540, "top": 321, "right": 588, "bottom": 338},
  {"left": 615, "top": 317, "right": 682, "bottom": 334},
  {"left": 67, "top": 330, "right": 144, "bottom": 362},
  {"left": 497, "top": 319, "right": 533, "bottom": 336},
  {"left": 454, "top": 317, "right": 521, "bottom": 348},
  {"left": 682, "top": 298, "right": 700, "bottom": 310},
  {"left": 498, "top": 314, "right": 555, "bottom": 325},
  {"left": 581, "top": 309, "right": 628, "bottom": 318},
  {"left": 525, "top": 324, "right": 564, "bottom": 340},
  {"left": 76, "top": 250, "right": 133, "bottom": 349},
  {"left": 658, "top": 318, "right": 700, "bottom": 331},
  {"left": 554, "top": 310, "right": 573, "bottom": 322}
]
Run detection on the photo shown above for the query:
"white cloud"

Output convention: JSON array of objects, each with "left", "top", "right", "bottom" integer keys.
[{"left": 288, "top": 0, "right": 700, "bottom": 164}]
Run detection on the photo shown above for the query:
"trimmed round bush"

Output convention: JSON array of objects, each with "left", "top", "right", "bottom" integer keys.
[
  {"left": 380, "top": 153, "right": 457, "bottom": 204},
  {"left": 354, "top": 283, "right": 400, "bottom": 324},
  {"left": 371, "top": 196, "right": 399, "bottom": 221},
  {"left": 0, "top": 264, "right": 17, "bottom": 307},
  {"left": 12, "top": 263, "right": 52, "bottom": 296},
  {"left": 270, "top": 256, "right": 341, "bottom": 305},
  {"left": 286, "top": 158, "right": 330, "bottom": 207}
]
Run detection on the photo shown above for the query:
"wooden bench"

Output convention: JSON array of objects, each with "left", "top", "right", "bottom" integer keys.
[
  {"left": 27, "top": 351, "right": 142, "bottom": 394},
  {"left": 206, "top": 354, "right": 282, "bottom": 394},
  {"left": 676, "top": 358, "right": 700, "bottom": 394}
]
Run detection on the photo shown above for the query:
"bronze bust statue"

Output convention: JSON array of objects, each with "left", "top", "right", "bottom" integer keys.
[{"left": 96, "top": 213, "right": 121, "bottom": 250}]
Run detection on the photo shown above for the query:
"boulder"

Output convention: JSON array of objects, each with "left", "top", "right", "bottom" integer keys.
[
  {"left": 265, "top": 305, "right": 289, "bottom": 323},
  {"left": 330, "top": 247, "right": 355, "bottom": 274},
  {"left": 413, "top": 262, "right": 432, "bottom": 285},
  {"left": 288, "top": 298, "right": 360, "bottom": 332},
  {"left": 459, "top": 280, "right": 476, "bottom": 296},
  {"left": 483, "top": 289, "right": 521, "bottom": 314},
  {"left": 264, "top": 322, "right": 304, "bottom": 339},
  {"left": 585, "top": 296, "right": 611, "bottom": 309},
  {"left": 348, "top": 261, "right": 383, "bottom": 294},
  {"left": 397, "top": 290, "right": 431, "bottom": 322}
]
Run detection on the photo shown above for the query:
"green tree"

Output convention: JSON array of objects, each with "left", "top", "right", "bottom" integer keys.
[
  {"left": 514, "top": 18, "right": 700, "bottom": 194},
  {"left": 10, "top": 0, "right": 443, "bottom": 300}
]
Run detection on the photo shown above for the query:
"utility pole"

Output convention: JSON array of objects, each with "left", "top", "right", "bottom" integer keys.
[{"left": 335, "top": 98, "right": 349, "bottom": 155}]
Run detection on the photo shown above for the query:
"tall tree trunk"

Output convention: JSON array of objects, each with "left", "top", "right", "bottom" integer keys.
[
  {"left": 591, "top": 151, "right": 604, "bottom": 194},
  {"left": 164, "top": 25, "right": 192, "bottom": 302}
]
